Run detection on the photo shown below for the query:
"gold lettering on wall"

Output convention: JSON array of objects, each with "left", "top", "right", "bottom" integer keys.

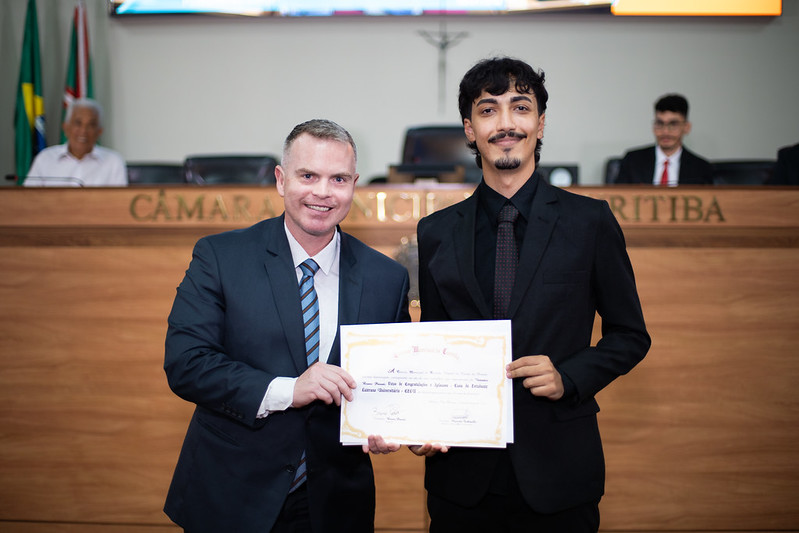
[
  {"left": 605, "top": 194, "right": 725, "bottom": 223},
  {"left": 129, "top": 189, "right": 722, "bottom": 226}
]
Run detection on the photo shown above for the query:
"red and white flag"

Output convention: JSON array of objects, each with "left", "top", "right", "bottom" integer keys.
[{"left": 61, "top": 0, "right": 93, "bottom": 139}]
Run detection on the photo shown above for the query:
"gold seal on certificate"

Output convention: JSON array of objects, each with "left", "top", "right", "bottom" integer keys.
[{"left": 339, "top": 320, "right": 513, "bottom": 448}]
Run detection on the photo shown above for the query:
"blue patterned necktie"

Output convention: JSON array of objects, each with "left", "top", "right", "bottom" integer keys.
[
  {"left": 290, "top": 258, "right": 320, "bottom": 493},
  {"left": 299, "top": 259, "right": 320, "bottom": 367}
]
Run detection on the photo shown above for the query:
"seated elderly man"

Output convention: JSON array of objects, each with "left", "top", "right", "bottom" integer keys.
[{"left": 25, "top": 98, "right": 127, "bottom": 187}]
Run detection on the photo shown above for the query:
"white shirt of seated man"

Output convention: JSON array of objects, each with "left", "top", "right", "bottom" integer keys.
[{"left": 25, "top": 101, "right": 127, "bottom": 187}]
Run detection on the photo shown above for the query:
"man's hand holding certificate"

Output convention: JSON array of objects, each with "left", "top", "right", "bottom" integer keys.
[{"left": 340, "top": 320, "right": 514, "bottom": 448}]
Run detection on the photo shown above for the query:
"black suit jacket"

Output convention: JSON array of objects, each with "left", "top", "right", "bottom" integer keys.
[
  {"left": 416, "top": 177, "right": 650, "bottom": 513},
  {"left": 163, "top": 215, "right": 410, "bottom": 533},
  {"left": 616, "top": 145, "right": 713, "bottom": 185}
]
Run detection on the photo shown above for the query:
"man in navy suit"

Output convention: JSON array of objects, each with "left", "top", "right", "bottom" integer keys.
[
  {"left": 616, "top": 93, "right": 713, "bottom": 186},
  {"left": 412, "top": 57, "right": 650, "bottom": 532},
  {"left": 163, "top": 119, "right": 410, "bottom": 533}
]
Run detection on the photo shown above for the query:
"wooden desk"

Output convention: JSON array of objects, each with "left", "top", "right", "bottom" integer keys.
[{"left": 1, "top": 185, "right": 797, "bottom": 532}]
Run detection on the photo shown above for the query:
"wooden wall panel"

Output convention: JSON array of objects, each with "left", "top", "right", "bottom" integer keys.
[
  {"left": 1, "top": 186, "right": 797, "bottom": 532},
  {"left": 597, "top": 248, "right": 799, "bottom": 530},
  {"left": 0, "top": 247, "right": 193, "bottom": 524}
]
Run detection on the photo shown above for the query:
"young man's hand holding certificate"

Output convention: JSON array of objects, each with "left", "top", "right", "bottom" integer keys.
[{"left": 339, "top": 320, "right": 514, "bottom": 448}]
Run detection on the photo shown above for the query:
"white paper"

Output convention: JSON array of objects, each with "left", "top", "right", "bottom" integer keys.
[{"left": 339, "top": 320, "right": 513, "bottom": 448}]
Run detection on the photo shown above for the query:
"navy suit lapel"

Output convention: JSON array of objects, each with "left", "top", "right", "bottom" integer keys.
[
  {"left": 509, "top": 179, "right": 559, "bottom": 318},
  {"left": 679, "top": 148, "right": 696, "bottom": 182},
  {"left": 644, "top": 147, "right": 657, "bottom": 183},
  {"left": 262, "top": 217, "right": 307, "bottom": 375}
]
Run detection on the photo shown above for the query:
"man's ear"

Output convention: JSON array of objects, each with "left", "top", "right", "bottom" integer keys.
[
  {"left": 537, "top": 113, "right": 546, "bottom": 140},
  {"left": 463, "top": 119, "right": 475, "bottom": 142},
  {"left": 274, "top": 165, "right": 285, "bottom": 196}
]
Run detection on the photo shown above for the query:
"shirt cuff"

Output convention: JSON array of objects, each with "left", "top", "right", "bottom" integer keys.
[{"left": 256, "top": 377, "right": 297, "bottom": 418}]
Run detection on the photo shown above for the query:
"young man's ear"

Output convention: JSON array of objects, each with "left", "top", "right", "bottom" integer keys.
[{"left": 463, "top": 119, "right": 475, "bottom": 142}]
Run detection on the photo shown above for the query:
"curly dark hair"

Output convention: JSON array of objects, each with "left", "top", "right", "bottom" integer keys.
[{"left": 458, "top": 57, "right": 548, "bottom": 168}]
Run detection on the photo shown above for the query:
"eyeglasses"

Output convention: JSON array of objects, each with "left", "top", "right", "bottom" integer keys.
[{"left": 653, "top": 120, "right": 686, "bottom": 132}]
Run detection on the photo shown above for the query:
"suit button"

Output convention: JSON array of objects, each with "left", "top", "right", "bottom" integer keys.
[{"left": 286, "top": 465, "right": 296, "bottom": 474}]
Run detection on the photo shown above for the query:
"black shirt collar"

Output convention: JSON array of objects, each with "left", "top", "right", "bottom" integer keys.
[{"left": 477, "top": 172, "right": 539, "bottom": 226}]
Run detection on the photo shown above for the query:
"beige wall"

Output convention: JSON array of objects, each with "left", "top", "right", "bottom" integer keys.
[{"left": 1, "top": 0, "right": 798, "bottom": 185}]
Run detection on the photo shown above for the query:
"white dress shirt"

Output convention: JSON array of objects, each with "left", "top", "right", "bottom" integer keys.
[
  {"left": 257, "top": 225, "right": 341, "bottom": 417},
  {"left": 25, "top": 143, "right": 127, "bottom": 187},
  {"left": 654, "top": 145, "right": 683, "bottom": 187}
]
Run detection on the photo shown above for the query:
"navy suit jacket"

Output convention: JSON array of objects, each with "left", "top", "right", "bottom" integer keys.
[
  {"left": 416, "top": 177, "right": 650, "bottom": 513},
  {"left": 616, "top": 145, "right": 713, "bottom": 185},
  {"left": 163, "top": 215, "right": 410, "bottom": 533}
]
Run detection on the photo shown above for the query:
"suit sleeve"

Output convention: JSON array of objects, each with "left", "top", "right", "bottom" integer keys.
[
  {"left": 697, "top": 156, "right": 715, "bottom": 185},
  {"left": 557, "top": 202, "right": 651, "bottom": 402},
  {"left": 164, "top": 237, "right": 274, "bottom": 426},
  {"left": 614, "top": 153, "right": 634, "bottom": 184}
]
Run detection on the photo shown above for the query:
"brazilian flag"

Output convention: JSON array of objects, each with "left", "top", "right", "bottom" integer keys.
[{"left": 14, "top": 0, "right": 46, "bottom": 184}]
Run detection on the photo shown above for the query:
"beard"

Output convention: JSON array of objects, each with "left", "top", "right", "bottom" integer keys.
[
  {"left": 494, "top": 156, "right": 521, "bottom": 170},
  {"left": 487, "top": 131, "right": 526, "bottom": 170}
]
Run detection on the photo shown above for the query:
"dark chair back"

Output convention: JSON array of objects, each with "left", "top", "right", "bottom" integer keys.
[
  {"left": 127, "top": 163, "right": 186, "bottom": 185},
  {"left": 400, "top": 125, "right": 482, "bottom": 183},
  {"left": 184, "top": 155, "right": 278, "bottom": 185},
  {"left": 712, "top": 160, "right": 775, "bottom": 185},
  {"left": 604, "top": 157, "right": 622, "bottom": 184}
]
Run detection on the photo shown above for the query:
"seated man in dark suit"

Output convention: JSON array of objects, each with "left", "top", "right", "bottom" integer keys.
[{"left": 616, "top": 94, "right": 713, "bottom": 186}]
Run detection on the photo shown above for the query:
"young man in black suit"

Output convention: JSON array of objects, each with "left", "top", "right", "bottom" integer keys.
[
  {"left": 163, "top": 119, "right": 409, "bottom": 533},
  {"left": 412, "top": 57, "right": 650, "bottom": 532},
  {"left": 616, "top": 93, "right": 713, "bottom": 185}
]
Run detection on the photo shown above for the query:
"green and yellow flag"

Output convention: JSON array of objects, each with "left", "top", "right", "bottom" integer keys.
[{"left": 14, "top": 0, "right": 46, "bottom": 184}]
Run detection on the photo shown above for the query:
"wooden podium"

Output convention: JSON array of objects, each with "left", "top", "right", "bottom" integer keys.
[{"left": 0, "top": 185, "right": 797, "bottom": 532}]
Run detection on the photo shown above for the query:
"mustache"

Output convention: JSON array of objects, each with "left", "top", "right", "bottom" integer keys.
[{"left": 488, "top": 131, "right": 528, "bottom": 143}]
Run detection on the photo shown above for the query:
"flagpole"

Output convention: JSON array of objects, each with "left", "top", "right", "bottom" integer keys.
[{"left": 62, "top": 0, "right": 94, "bottom": 142}]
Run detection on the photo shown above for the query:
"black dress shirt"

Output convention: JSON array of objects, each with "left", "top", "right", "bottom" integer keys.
[{"left": 474, "top": 173, "right": 538, "bottom": 311}]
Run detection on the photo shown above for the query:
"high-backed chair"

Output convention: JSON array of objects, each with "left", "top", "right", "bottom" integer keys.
[
  {"left": 183, "top": 155, "right": 278, "bottom": 185},
  {"left": 604, "top": 157, "right": 623, "bottom": 185},
  {"left": 127, "top": 163, "right": 186, "bottom": 185},
  {"left": 711, "top": 160, "right": 775, "bottom": 185},
  {"left": 392, "top": 125, "right": 482, "bottom": 183}
]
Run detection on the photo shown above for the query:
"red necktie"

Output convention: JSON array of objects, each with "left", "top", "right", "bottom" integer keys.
[{"left": 660, "top": 159, "right": 670, "bottom": 186}]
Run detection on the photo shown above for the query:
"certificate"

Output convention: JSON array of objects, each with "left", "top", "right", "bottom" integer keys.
[{"left": 339, "top": 320, "right": 513, "bottom": 448}]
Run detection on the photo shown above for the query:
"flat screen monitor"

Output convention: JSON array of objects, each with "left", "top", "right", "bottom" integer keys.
[
  {"left": 109, "top": 0, "right": 509, "bottom": 16},
  {"left": 108, "top": 0, "right": 780, "bottom": 17}
]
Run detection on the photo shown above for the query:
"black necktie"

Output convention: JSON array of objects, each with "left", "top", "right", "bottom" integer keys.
[{"left": 493, "top": 203, "right": 519, "bottom": 319}]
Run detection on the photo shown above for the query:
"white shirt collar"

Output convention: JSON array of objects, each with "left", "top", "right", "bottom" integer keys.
[
  {"left": 56, "top": 143, "right": 102, "bottom": 162},
  {"left": 655, "top": 144, "right": 683, "bottom": 164},
  {"left": 283, "top": 223, "right": 340, "bottom": 276}
]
